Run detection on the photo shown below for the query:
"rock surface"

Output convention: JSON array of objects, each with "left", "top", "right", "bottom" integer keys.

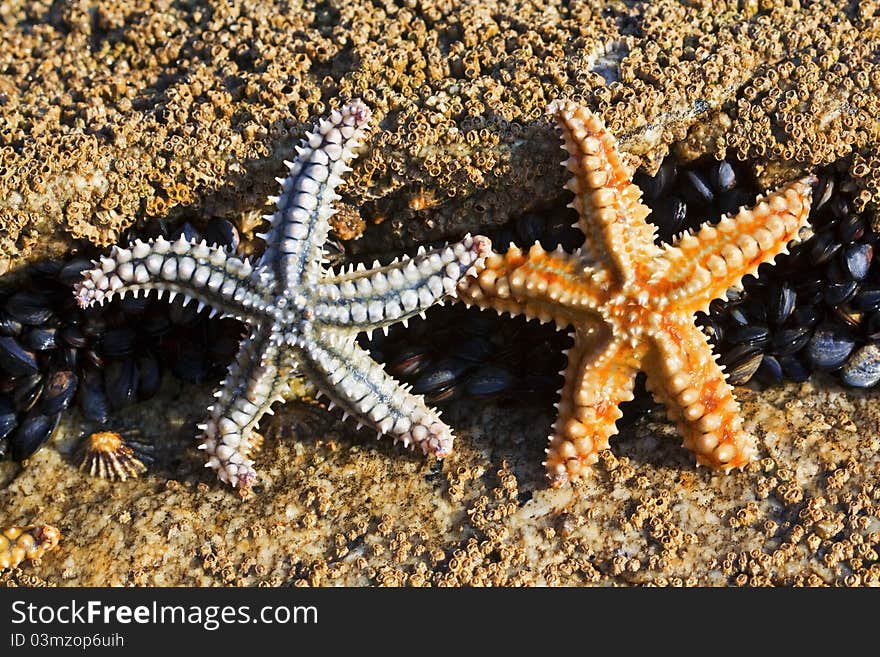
[{"left": 2, "top": 374, "right": 879, "bottom": 587}]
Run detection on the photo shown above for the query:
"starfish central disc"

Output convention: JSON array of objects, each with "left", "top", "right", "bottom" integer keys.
[{"left": 459, "top": 99, "right": 816, "bottom": 487}]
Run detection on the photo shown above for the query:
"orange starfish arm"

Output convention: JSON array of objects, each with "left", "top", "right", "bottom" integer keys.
[
  {"left": 653, "top": 177, "right": 815, "bottom": 314},
  {"left": 643, "top": 313, "right": 756, "bottom": 471},
  {"left": 548, "top": 99, "right": 660, "bottom": 286},
  {"left": 545, "top": 330, "right": 645, "bottom": 487},
  {"left": 457, "top": 243, "right": 607, "bottom": 327}
]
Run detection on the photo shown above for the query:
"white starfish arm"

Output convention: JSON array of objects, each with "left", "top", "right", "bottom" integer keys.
[
  {"left": 311, "top": 234, "right": 491, "bottom": 333},
  {"left": 198, "top": 326, "right": 292, "bottom": 488},
  {"left": 73, "top": 236, "right": 275, "bottom": 323},
  {"left": 298, "top": 330, "right": 453, "bottom": 457},
  {"left": 258, "top": 99, "right": 371, "bottom": 290}
]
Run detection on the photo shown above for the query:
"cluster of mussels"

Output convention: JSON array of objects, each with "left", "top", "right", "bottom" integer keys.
[{"left": 0, "top": 219, "right": 244, "bottom": 462}]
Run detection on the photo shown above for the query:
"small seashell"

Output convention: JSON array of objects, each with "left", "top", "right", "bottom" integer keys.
[
  {"left": 771, "top": 326, "right": 812, "bottom": 356},
  {"left": 5, "top": 291, "right": 53, "bottom": 326},
  {"left": 806, "top": 324, "right": 855, "bottom": 370},
  {"left": 412, "top": 357, "right": 471, "bottom": 395},
  {"left": 0, "top": 396, "right": 16, "bottom": 442},
  {"left": 0, "top": 524, "right": 61, "bottom": 570},
  {"left": 710, "top": 160, "right": 737, "bottom": 192},
  {"left": 10, "top": 410, "right": 61, "bottom": 461},
  {"left": 721, "top": 344, "right": 763, "bottom": 386},
  {"left": 769, "top": 283, "right": 796, "bottom": 326},
  {"left": 0, "top": 336, "right": 39, "bottom": 375},
  {"left": 840, "top": 344, "right": 880, "bottom": 388},
  {"left": 76, "top": 430, "right": 152, "bottom": 481},
  {"left": 842, "top": 243, "right": 872, "bottom": 281},
  {"left": 40, "top": 370, "right": 78, "bottom": 415},
  {"left": 465, "top": 366, "right": 514, "bottom": 399}
]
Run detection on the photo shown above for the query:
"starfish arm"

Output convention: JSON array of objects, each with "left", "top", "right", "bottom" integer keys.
[
  {"left": 198, "top": 326, "right": 291, "bottom": 488},
  {"left": 457, "top": 242, "right": 607, "bottom": 327},
  {"left": 299, "top": 329, "right": 453, "bottom": 457},
  {"left": 74, "top": 237, "right": 274, "bottom": 322},
  {"left": 643, "top": 313, "right": 757, "bottom": 471},
  {"left": 654, "top": 176, "right": 815, "bottom": 314},
  {"left": 545, "top": 329, "right": 644, "bottom": 487},
  {"left": 548, "top": 99, "right": 661, "bottom": 286},
  {"left": 312, "top": 234, "right": 491, "bottom": 332},
  {"left": 258, "top": 100, "right": 371, "bottom": 290}
]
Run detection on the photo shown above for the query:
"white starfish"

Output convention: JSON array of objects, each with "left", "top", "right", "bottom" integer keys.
[{"left": 75, "top": 100, "right": 491, "bottom": 489}]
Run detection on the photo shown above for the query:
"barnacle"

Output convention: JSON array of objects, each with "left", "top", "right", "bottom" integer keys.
[{"left": 0, "top": 524, "right": 60, "bottom": 570}]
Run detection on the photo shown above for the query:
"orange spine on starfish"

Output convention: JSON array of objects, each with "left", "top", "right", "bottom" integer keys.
[
  {"left": 463, "top": 98, "right": 816, "bottom": 488},
  {"left": 655, "top": 176, "right": 816, "bottom": 314},
  {"left": 644, "top": 314, "right": 756, "bottom": 471},
  {"left": 457, "top": 242, "right": 607, "bottom": 328},
  {"left": 548, "top": 99, "right": 660, "bottom": 285},
  {"left": 545, "top": 334, "right": 645, "bottom": 487}
]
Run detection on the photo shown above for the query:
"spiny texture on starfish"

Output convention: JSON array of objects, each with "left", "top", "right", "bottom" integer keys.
[
  {"left": 75, "top": 100, "right": 492, "bottom": 489},
  {"left": 458, "top": 99, "right": 816, "bottom": 488}
]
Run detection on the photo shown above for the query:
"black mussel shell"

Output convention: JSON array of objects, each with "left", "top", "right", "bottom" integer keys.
[
  {"left": 204, "top": 218, "right": 240, "bottom": 251},
  {"left": 57, "top": 258, "right": 93, "bottom": 287},
  {"left": 465, "top": 366, "right": 514, "bottom": 399},
  {"left": 412, "top": 358, "right": 471, "bottom": 395},
  {"left": 5, "top": 291, "right": 53, "bottom": 325},
  {"left": 0, "top": 336, "right": 39, "bottom": 375},
  {"left": 25, "top": 326, "right": 57, "bottom": 351},
  {"left": 806, "top": 324, "right": 855, "bottom": 371},
  {"left": 10, "top": 410, "right": 61, "bottom": 461},
  {"left": 41, "top": 370, "right": 78, "bottom": 415},
  {"left": 13, "top": 373, "right": 44, "bottom": 413},
  {"left": 137, "top": 353, "right": 161, "bottom": 401},
  {"left": 79, "top": 368, "right": 109, "bottom": 424},
  {"left": 0, "top": 396, "right": 16, "bottom": 441},
  {"left": 105, "top": 358, "right": 139, "bottom": 410},
  {"left": 840, "top": 344, "right": 880, "bottom": 388}
]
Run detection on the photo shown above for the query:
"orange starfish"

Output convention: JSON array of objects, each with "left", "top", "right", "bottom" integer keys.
[{"left": 458, "top": 100, "right": 816, "bottom": 487}]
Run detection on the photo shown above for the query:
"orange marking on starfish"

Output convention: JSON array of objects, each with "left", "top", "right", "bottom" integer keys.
[{"left": 460, "top": 100, "right": 816, "bottom": 487}]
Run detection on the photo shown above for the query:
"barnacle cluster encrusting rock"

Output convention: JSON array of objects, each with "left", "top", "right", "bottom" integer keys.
[{"left": 0, "top": 0, "right": 877, "bottom": 272}]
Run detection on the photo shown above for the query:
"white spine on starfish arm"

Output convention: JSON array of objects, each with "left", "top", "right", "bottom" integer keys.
[
  {"left": 313, "top": 233, "right": 491, "bottom": 332},
  {"left": 259, "top": 99, "right": 372, "bottom": 288},
  {"left": 73, "top": 235, "right": 271, "bottom": 321},
  {"left": 73, "top": 99, "right": 494, "bottom": 491}
]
